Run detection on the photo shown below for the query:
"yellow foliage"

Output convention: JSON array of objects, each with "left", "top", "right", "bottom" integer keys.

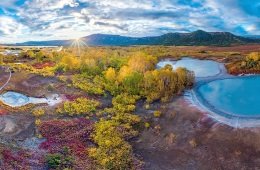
[
  {"left": 105, "top": 67, "right": 117, "bottom": 82},
  {"left": 117, "top": 66, "right": 133, "bottom": 82},
  {"left": 247, "top": 52, "right": 260, "bottom": 62},
  {"left": 60, "top": 54, "right": 80, "bottom": 70},
  {"left": 153, "top": 111, "right": 162, "bottom": 118},
  {"left": 89, "top": 119, "right": 134, "bottom": 170},
  {"left": 62, "top": 97, "right": 100, "bottom": 116},
  {"left": 144, "top": 122, "right": 150, "bottom": 128},
  {"left": 127, "top": 52, "right": 157, "bottom": 73},
  {"left": 35, "top": 119, "right": 42, "bottom": 126},
  {"left": 32, "top": 108, "right": 45, "bottom": 117}
]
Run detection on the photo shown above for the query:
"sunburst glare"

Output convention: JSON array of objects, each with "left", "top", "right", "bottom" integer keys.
[{"left": 70, "top": 38, "right": 88, "bottom": 57}]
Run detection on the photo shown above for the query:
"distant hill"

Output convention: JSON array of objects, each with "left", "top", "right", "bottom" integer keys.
[
  {"left": 244, "top": 35, "right": 260, "bottom": 40},
  {"left": 15, "top": 30, "right": 260, "bottom": 46}
]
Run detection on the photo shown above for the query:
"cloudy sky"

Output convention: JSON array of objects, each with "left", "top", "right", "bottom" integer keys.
[{"left": 0, "top": 0, "right": 260, "bottom": 43}]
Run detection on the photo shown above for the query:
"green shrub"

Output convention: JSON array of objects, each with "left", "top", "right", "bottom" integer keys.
[
  {"left": 46, "top": 154, "right": 62, "bottom": 169},
  {"left": 46, "top": 152, "right": 74, "bottom": 169}
]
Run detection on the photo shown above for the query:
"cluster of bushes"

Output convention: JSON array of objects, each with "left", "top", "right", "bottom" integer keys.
[
  {"left": 227, "top": 52, "right": 260, "bottom": 75},
  {"left": 30, "top": 48, "right": 193, "bottom": 169},
  {"left": 48, "top": 50, "right": 194, "bottom": 103},
  {"left": 3, "top": 47, "right": 196, "bottom": 169},
  {"left": 57, "top": 97, "right": 100, "bottom": 116},
  {"left": 102, "top": 53, "right": 194, "bottom": 103},
  {"left": 89, "top": 94, "right": 142, "bottom": 169},
  {"left": 39, "top": 118, "right": 95, "bottom": 169},
  {"left": 71, "top": 74, "right": 104, "bottom": 95},
  {"left": 7, "top": 63, "right": 55, "bottom": 77}
]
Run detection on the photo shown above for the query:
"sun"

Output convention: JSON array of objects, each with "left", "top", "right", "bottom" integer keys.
[{"left": 70, "top": 37, "right": 88, "bottom": 57}]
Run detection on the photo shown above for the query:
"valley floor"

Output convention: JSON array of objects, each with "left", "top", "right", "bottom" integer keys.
[{"left": 0, "top": 45, "right": 260, "bottom": 169}]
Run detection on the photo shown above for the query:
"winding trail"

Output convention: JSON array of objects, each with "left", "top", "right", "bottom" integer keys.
[{"left": 0, "top": 67, "right": 11, "bottom": 91}]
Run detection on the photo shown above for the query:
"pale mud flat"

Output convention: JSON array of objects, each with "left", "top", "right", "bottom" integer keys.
[
  {"left": 0, "top": 114, "right": 34, "bottom": 141},
  {"left": 0, "top": 68, "right": 63, "bottom": 149},
  {"left": 0, "top": 91, "right": 63, "bottom": 107},
  {"left": 0, "top": 113, "right": 45, "bottom": 150}
]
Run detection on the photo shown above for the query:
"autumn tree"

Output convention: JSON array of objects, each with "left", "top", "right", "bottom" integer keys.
[
  {"left": 143, "top": 65, "right": 194, "bottom": 102},
  {"left": 105, "top": 67, "right": 117, "bottom": 82},
  {"left": 122, "top": 72, "right": 143, "bottom": 95},
  {"left": 246, "top": 52, "right": 260, "bottom": 62},
  {"left": 127, "top": 52, "right": 157, "bottom": 73},
  {"left": 60, "top": 54, "right": 80, "bottom": 71}
]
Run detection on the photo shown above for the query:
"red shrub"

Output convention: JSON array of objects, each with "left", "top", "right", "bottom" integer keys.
[
  {"left": 0, "top": 109, "right": 7, "bottom": 115},
  {"left": 39, "top": 118, "right": 93, "bottom": 157},
  {"left": 32, "top": 61, "right": 55, "bottom": 69},
  {"left": 1, "top": 149, "right": 44, "bottom": 169}
]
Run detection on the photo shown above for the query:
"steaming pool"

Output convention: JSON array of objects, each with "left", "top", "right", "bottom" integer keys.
[{"left": 157, "top": 58, "right": 260, "bottom": 127}]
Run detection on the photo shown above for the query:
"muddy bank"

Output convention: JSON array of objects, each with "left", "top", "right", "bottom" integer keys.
[
  {"left": 134, "top": 97, "right": 260, "bottom": 169},
  {"left": 0, "top": 113, "right": 35, "bottom": 145}
]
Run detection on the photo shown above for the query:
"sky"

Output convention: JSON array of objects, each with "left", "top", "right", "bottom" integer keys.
[{"left": 0, "top": 0, "right": 260, "bottom": 43}]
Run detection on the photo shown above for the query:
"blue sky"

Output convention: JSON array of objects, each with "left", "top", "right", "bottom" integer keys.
[{"left": 0, "top": 0, "right": 260, "bottom": 43}]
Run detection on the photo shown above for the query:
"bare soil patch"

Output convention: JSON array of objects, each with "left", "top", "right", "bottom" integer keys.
[{"left": 134, "top": 97, "right": 260, "bottom": 169}]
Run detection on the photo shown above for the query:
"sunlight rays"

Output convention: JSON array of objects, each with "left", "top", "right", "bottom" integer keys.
[{"left": 70, "top": 38, "right": 88, "bottom": 57}]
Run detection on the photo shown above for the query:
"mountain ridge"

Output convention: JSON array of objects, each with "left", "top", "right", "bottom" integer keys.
[{"left": 15, "top": 30, "right": 260, "bottom": 46}]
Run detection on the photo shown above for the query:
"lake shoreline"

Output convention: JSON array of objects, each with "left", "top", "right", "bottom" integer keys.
[{"left": 158, "top": 57, "right": 260, "bottom": 128}]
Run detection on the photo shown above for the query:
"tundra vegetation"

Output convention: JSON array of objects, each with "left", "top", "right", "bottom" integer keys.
[
  {"left": 226, "top": 52, "right": 260, "bottom": 74},
  {"left": 0, "top": 46, "right": 195, "bottom": 169},
  {"left": 2, "top": 45, "right": 258, "bottom": 169}
]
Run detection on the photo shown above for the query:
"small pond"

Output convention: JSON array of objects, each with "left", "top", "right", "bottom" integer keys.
[
  {"left": 157, "top": 57, "right": 222, "bottom": 77},
  {"left": 0, "top": 91, "right": 61, "bottom": 107}
]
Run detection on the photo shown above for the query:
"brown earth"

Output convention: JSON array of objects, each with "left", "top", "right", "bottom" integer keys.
[
  {"left": 134, "top": 97, "right": 260, "bottom": 170},
  {"left": 165, "top": 44, "right": 260, "bottom": 55}
]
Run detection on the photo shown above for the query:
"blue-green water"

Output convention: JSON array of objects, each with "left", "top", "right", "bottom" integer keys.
[
  {"left": 157, "top": 58, "right": 221, "bottom": 77},
  {"left": 197, "top": 76, "right": 260, "bottom": 117},
  {"left": 0, "top": 91, "right": 49, "bottom": 107},
  {"left": 0, "top": 91, "right": 29, "bottom": 107}
]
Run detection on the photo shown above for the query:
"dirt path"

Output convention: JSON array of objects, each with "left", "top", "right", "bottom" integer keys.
[{"left": 0, "top": 67, "right": 11, "bottom": 91}]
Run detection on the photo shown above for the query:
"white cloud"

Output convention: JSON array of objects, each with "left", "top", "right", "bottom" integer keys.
[
  {"left": 1, "top": 0, "right": 260, "bottom": 43},
  {"left": 244, "top": 24, "right": 257, "bottom": 33},
  {"left": 0, "top": 16, "right": 29, "bottom": 43},
  {"left": 25, "top": 0, "right": 79, "bottom": 10}
]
